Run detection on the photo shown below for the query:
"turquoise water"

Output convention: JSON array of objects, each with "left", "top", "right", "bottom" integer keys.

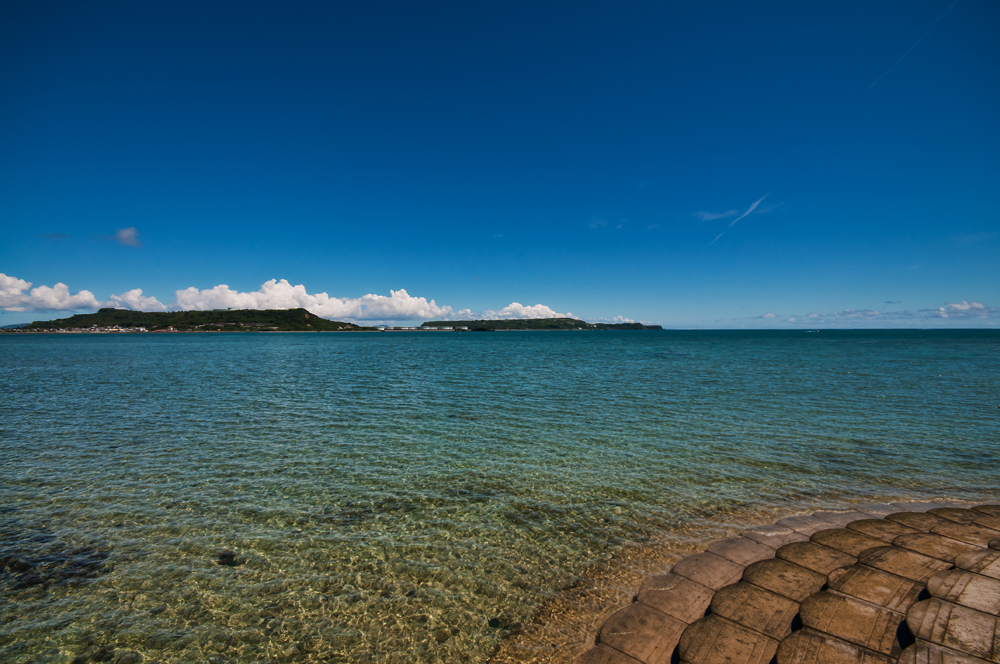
[{"left": 1, "top": 330, "right": 997, "bottom": 663}]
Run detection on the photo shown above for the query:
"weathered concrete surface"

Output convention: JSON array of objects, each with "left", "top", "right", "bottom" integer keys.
[
  {"left": 811, "top": 527, "right": 886, "bottom": 556},
  {"left": 813, "top": 510, "right": 875, "bottom": 527},
  {"left": 671, "top": 552, "right": 743, "bottom": 591},
  {"left": 778, "top": 628, "right": 895, "bottom": 664},
  {"left": 597, "top": 603, "right": 685, "bottom": 664},
  {"left": 776, "top": 514, "right": 840, "bottom": 536},
  {"left": 706, "top": 537, "right": 776, "bottom": 566},
  {"left": 850, "top": 518, "right": 923, "bottom": 543},
  {"left": 892, "top": 532, "right": 981, "bottom": 563},
  {"left": 859, "top": 545, "right": 953, "bottom": 583},
  {"left": 678, "top": 614, "right": 778, "bottom": 664},
  {"left": 575, "top": 644, "right": 645, "bottom": 664},
  {"left": 897, "top": 640, "right": 995, "bottom": 664},
  {"left": 972, "top": 506, "right": 1000, "bottom": 518},
  {"left": 741, "top": 558, "right": 825, "bottom": 602},
  {"left": 634, "top": 572, "right": 713, "bottom": 623},
  {"left": 906, "top": 598, "right": 997, "bottom": 661},
  {"left": 709, "top": 582, "right": 800, "bottom": 639},
  {"left": 957, "top": 550, "right": 1000, "bottom": 581},
  {"left": 927, "top": 569, "right": 1000, "bottom": 616},
  {"left": 933, "top": 522, "right": 1000, "bottom": 548},
  {"left": 742, "top": 524, "right": 809, "bottom": 548},
  {"left": 973, "top": 515, "right": 1000, "bottom": 532},
  {"left": 827, "top": 564, "right": 926, "bottom": 613},
  {"left": 888, "top": 512, "right": 954, "bottom": 532},
  {"left": 572, "top": 502, "right": 1000, "bottom": 664},
  {"left": 799, "top": 591, "right": 907, "bottom": 657},
  {"left": 929, "top": 508, "right": 983, "bottom": 525},
  {"left": 775, "top": 540, "right": 857, "bottom": 575}
]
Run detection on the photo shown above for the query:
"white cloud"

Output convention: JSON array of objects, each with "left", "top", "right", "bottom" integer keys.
[
  {"left": 705, "top": 194, "right": 776, "bottom": 245},
  {"left": 0, "top": 274, "right": 32, "bottom": 307},
  {"left": 695, "top": 210, "right": 739, "bottom": 221},
  {"left": 477, "top": 302, "right": 574, "bottom": 320},
  {"left": 945, "top": 300, "right": 984, "bottom": 311},
  {"left": 0, "top": 273, "right": 105, "bottom": 312},
  {"left": 109, "top": 289, "right": 168, "bottom": 312},
  {"left": 115, "top": 227, "right": 141, "bottom": 247},
  {"left": 746, "top": 300, "right": 999, "bottom": 327},
  {"left": 728, "top": 194, "right": 768, "bottom": 227},
  {"left": 835, "top": 309, "right": 882, "bottom": 319},
  {"left": 588, "top": 217, "right": 608, "bottom": 229},
  {"left": 647, "top": 224, "right": 660, "bottom": 231},
  {"left": 173, "top": 279, "right": 454, "bottom": 321},
  {"left": 760, "top": 312, "right": 778, "bottom": 318},
  {"left": 590, "top": 315, "right": 636, "bottom": 324},
  {"left": 3, "top": 274, "right": 590, "bottom": 324}
]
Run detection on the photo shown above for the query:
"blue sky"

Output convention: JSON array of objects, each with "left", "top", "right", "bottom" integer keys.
[{"left": 2, "top": 1, "right": 997, "bottom": 327}]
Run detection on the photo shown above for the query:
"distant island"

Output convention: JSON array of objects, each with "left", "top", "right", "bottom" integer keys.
[
  {"left": 420, "top": 318, "right": 662, "bottom": 331},
  {"left": 14, "top": 308, "right": 372, "bottom": 332},
  {"left": 5, "top": 310, "right": 662, "bottom": 334}
]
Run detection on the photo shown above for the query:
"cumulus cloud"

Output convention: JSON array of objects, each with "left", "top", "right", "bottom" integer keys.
[
  {"left": 0, "top": 273, "right": 105, "bottom": 312},
  {"left": 115, "top": 227, "right": 141, "bottom": 247},
  {"left": 759, "top": 312, "right": 778, "bottom": 318},
  {"left": 173, "top": 279, "right": 455, "bottom": 321},
  {"left": 109, "top": 289, "right": 168, "bottom": 312},
  {"left": 3, "top": 273, "right": 589, "bottom": 324},
  {"left": 922, "top": 301, "right": 996, "bottom": 319},
  {"left": 944, "top": 300, "right": 984, "bottom": 311},
  {"left": 477, "top": 302, "right": 574, "bottom": 320}
]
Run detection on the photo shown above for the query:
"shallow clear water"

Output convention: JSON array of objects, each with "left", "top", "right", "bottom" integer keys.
[{"left": 1, "top": 330, "right": 997, "bottom": 663}]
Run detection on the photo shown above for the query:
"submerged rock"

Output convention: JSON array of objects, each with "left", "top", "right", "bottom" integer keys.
[{"left": 216, "top": 550, "right": 240, "bottom": 567}]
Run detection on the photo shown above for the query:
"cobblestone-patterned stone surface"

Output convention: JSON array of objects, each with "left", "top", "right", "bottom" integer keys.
[{"left": 574, "top": 502, "right": 1000, "bottom": 664}]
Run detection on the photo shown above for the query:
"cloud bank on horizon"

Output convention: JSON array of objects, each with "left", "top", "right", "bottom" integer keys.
[
  {"left": 3, "top": 273, "right": 996, "bottom": 328},
  {"left": 753, "top": 301, "right": 998, "bottom": 325},
  {"left": 0, "top": 274, "right": 574, "bottom": 323}
]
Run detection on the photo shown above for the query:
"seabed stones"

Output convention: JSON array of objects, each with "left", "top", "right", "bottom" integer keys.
[{"left": 573, "top": 502, "right": 1000, "bottom": 664}]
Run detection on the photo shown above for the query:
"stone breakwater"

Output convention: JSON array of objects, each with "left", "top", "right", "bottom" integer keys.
[{"left": 574, "top": 501, "right": 1000, "bottom": 664}]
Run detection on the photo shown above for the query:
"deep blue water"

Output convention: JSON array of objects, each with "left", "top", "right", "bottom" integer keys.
[{"left": 1, "top": 330, "right": 997, "bottom": 663}]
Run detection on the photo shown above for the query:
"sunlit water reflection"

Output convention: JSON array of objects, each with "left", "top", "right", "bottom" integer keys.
[{"left": 1, "top": 330, "right": 997, "bottom": 663}]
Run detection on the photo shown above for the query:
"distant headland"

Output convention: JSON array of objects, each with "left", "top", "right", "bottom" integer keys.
[
  {"left": 10, "top": 308, "right": 371, "bottom": 333},
  {"left": 3, "top": 309, "right": 662, "bottom": 333},
  {"left": 420, "top": 318, "right": 662, "bottom": 330}
]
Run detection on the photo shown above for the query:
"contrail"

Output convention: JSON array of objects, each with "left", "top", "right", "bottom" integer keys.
[
  {"left": 869, "top": 0, "right": 962, "bottom": 91},
  {"left": 729, "top": 194, "right": 768, "bottom": 227}
]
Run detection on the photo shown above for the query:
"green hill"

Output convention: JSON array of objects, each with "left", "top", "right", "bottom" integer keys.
[
  {"left": 420, "top": 318, "right": 662, "bottom": 330},
  {"left": 20, "top": 308, "right": 372, "bottom": 332}
]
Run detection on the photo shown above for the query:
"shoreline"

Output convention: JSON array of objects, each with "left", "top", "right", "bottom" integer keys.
[{"left": 488, "top": 492, "right": 999, "bottom": 664}]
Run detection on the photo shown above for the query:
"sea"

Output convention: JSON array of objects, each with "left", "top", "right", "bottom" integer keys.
[{"left": 1, "top": 330, "right": 997, "bottom": 664}]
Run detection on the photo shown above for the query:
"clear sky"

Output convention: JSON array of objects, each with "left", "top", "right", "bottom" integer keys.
[{"left": 2, "top": 1, "right": 997, "bottom": 327}]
